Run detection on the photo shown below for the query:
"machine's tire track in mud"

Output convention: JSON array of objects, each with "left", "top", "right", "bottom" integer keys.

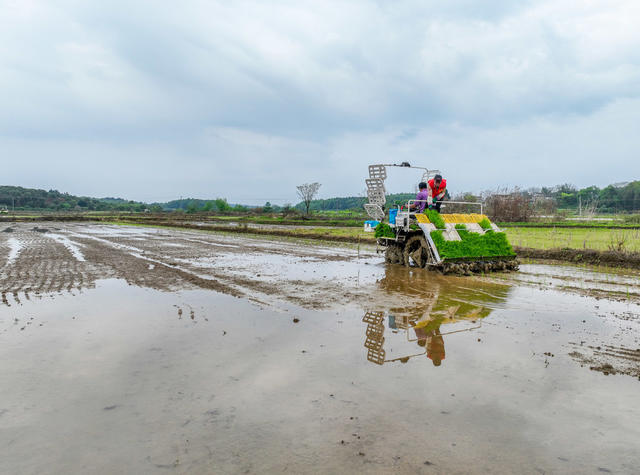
[{"left": 569, "top": 342, "right": 640, "bottom": 379}]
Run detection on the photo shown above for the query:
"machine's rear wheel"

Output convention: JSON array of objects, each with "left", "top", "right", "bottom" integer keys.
[
  {"left": 403, "top": 235, "right": 429, "bottom": 268},
  {"left": 384, "top": 243, "right": 404, "bottom": 264}
]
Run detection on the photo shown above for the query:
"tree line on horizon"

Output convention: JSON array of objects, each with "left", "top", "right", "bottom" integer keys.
[
  {"left": 306, "top": 181, "right": 640, "bottom": 214},
  {"left": 1, "top": 181, "right": 639, "bottom": 213}
]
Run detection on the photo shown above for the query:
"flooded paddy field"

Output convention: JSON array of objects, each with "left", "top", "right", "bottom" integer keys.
[{"left": 1, "top": 223, "right": 639, "bottom": 474}]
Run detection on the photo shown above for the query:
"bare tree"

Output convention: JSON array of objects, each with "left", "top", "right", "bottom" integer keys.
[
  {"left": 296, "top": 182, "right": 321, "bottom": 215},
  {"left": 483, "top": 187, "right": 533, "bottom": 222}
]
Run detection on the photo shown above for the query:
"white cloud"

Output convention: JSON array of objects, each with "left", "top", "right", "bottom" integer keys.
[{"left": 0, "top": 0, "right": 639, "bottom": 201}]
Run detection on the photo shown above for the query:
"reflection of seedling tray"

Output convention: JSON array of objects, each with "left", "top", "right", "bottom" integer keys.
[
  {"left": 366, "top": 324, "right": 384, "bottom": 338},
  {"left": 364, "top": 311, "right": 387, "bottom": 364},
  {"left": 365, "top": 336, "right": 385, "bottom": 350},
  {"left": 362, "top": 311, "right": 384, "bottom": 325},
  {"left": 367, "top": 347, "right": 386, "bottom": 365}
]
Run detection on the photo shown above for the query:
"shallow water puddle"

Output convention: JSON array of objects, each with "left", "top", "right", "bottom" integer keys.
[
  {"left": 1, "top": 269, "right": 639, "bottom": 474},
  {"left": 5, "top": 237, "right": 23, "bottom": 266}
]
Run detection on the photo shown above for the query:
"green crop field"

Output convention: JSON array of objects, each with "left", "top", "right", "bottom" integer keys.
[
  {"left": 504, "top": 227, "right": 640, "bottom": 252},
  {"left": 292, "top": 225, "right": 640, "bottom": 253}
]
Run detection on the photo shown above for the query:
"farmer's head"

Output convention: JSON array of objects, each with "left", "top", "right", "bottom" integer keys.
[
  {"left": 418, "top": 182, "right": 427, "bottom": 190},
  {"left": 434, "top": 174, "right": 443, "bottom": 186}
]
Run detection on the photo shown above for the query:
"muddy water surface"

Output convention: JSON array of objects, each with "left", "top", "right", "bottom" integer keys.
[{"left": 1, "top": 223, "right": 639, "bottom": 474}]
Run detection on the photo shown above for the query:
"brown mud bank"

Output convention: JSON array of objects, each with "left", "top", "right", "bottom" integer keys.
[
  {"left": 115, "top": 218, "right": 368, "bottom": 243},
  {"left": 116, "top": 219, "right": 640, "bottom": 271},
  {"left": 515, "top": 246, "right": 640, "bottom": 270},
  {"left": 0, "top": 215, "right": 98, "bottom": 222}
]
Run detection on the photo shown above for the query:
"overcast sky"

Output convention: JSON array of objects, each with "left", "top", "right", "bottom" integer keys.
[{"left": 2, "top": 0, "right": 639, "bottom": 204}]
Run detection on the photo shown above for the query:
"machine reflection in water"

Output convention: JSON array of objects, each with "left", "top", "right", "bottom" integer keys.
[
  {"left": 364, "top": 266, "right": 511, "bottom": 366},
  {"left": 363, "top": 306, "right": 484, "bottom": 366}
]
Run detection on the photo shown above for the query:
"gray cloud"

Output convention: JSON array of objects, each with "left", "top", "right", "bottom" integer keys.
[{"left": 1, "top": 0, "right": 639, "bottom": 203}]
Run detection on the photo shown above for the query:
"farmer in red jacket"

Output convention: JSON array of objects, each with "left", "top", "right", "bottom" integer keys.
[{"left": 428, "top": 174, "right": 447, "bottom": 212}]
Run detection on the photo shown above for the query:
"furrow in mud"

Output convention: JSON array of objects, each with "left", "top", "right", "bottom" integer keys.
[
  {"left": 0, "top": 233, "right": 9, "bottom": 269},
  {"left": 68, "top": 235, "right": 244, "bottom": 298},
  {"left": 93, "top": 230, "right": 360, "bottom": 262},
  {"left": 0, "top": 229, "right": 97, "bottom": 305},
  {"left": 62, "top": 227, "right": 371, "bottom": 309},
  {"left": 569, "top": 342, "right": 640, "bottom": 379}
]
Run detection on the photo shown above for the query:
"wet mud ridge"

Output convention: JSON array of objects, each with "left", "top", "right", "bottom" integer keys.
[
  {"left": 569, "top": 343, "right": 640, "bottom": 379},
  {"left": 0, "top": 228, "right": 97, "bottom": 303},
  {"left": 0, "top": 223, "right": 378, "bottom": 309},
  {"left": 516, "top": 246, "right": 640, "bottom": 270}
]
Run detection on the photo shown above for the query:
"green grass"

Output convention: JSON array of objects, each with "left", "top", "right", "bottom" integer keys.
[
  {"left": 504, "top": 227, "right": 640, "bottom": 252},
  {"left": 431, "top": 229, "right": 516, "bottom": 260}
]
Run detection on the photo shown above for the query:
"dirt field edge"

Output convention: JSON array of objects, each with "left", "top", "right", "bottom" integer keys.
[
  {"left": 514, "top": 246, "right": 640, "bottom": 270},
  {"left": 104, "top": 219, "right": 640, "bottom": 271}
]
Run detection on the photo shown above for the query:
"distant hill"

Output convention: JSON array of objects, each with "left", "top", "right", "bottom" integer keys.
[
  {"left": 0, "top": 186, "right": 249, "bottom": 212},
  {"left": 99, "top": 197, "right": 131, "bottom": 204},
  {"left": 0, "top": 185, "right": 147, "bottom": 211},
  {"left": 162, "top": 198, "right": 251, "bottom": 212},
  {"left": 2, "top": 180, "right": 638, "bottom": 213}
]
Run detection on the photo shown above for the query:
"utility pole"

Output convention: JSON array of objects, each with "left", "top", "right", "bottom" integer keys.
[{"left": 578, "top": 195, "right": 581, "bottom": 216}]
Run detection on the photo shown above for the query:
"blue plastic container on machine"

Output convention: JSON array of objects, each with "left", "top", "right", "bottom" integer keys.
[{"left": 388, "top": 208, "right": 398, "bottom": 225}]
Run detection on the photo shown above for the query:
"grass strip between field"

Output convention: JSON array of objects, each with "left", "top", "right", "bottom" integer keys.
[{"left": 505, "top": 226, "right": 640, "bottom": 252}]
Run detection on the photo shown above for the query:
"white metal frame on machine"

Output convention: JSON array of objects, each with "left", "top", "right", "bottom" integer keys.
[
  {"left": 365, "top": 163, "right": 443, "bottom": 265},
  {"left": 364, "top": 163, "right": 441, "bottom": 223}
]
